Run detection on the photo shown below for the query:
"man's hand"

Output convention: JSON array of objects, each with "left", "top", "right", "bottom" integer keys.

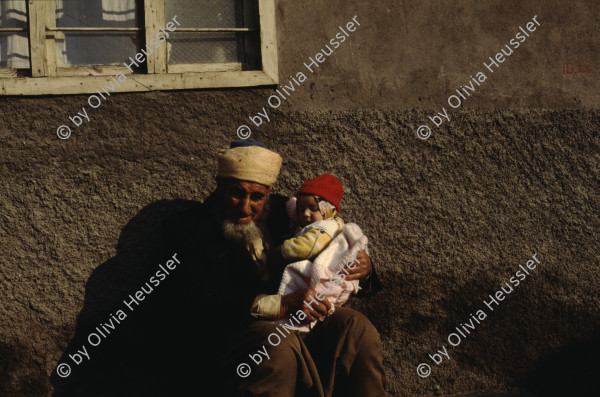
[
  {"left": 345, "top": 250, "right": 372, "bottom": 281},
  {"left": 280, "top": 288, "right": 331, "bottom": 323}
]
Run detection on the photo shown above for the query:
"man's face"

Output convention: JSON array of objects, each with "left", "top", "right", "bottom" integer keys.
[{"left": 220, "top": 179, "right": 271, "bottom": 225}]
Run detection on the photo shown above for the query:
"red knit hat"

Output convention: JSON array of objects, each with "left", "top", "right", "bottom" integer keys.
[{"left": 296, "top": 174, "right": 343, "bottom": 212}]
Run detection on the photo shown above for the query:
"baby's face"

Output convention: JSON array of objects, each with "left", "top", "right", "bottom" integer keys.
[{"left": 296, "top": 195, "right": 323, "bottom": 227}]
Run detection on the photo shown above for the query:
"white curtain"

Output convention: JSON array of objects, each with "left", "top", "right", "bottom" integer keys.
[
  {"left": 55, "top": 0, "right": 136, "bottom": 23},
  {"left": 0, "top": 0, "right": 137, "bottom": 69},
  {"left": 101, "top": 0, "right": 136, "bottom": 22},
  {"left": 55, "top": 0, "right": 138, "bottom": 67},
  {"left": 0, "top": 0, "right": 29, "bottom": 69}
]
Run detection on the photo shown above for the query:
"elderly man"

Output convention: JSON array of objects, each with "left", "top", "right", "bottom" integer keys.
[{"left": 160, "top": 140, "right": 385, "bottom": 396}]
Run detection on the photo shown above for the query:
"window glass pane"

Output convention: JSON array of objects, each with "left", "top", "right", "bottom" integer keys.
[
  {"left": 165, "top": 0, "right": 243, "bottom": 28},
  {"left": 0, "top": 0, "right": 29, "bottom": 68},
  {"left": 56, "top": 0, "right": 138, "bottom": 27},
  {"left": 168, "top": 32, "right": 243, "bottom": 64},
  {"left": 165, "top": 0, "right": 245, "bottom": 65},
  {"left": 55, "top": 0, "right": 140, "bottom": 66},
  {"left": 56, "top": 32, "right": 139, "bottom": 67}
]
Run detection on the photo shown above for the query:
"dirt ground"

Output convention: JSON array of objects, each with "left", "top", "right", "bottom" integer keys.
[{"left": 0, "top": 85, "right": 598, "bottom": 395}]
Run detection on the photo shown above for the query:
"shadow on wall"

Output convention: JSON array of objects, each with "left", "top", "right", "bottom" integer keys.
[
  {"left": 50, "top": 198, "right": 201, "bottom": 396},
  {"left": 522, "top": 330, "right": 600, "bottom": 396},
  {"left": 433, "top": 280, "right": 600, "bottom": 396},
  {"left": 46, "top": 197, "right": 600, "bottom": 396},
  {"left": 0, "top": 341, "right": 48, "bottom": 396}
]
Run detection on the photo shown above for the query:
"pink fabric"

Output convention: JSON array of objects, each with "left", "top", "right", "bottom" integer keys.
[{"left": 276, "top": 223, "right": 368, "bottom": 332}]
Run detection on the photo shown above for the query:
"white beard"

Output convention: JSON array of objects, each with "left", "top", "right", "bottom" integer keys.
[
  {"left": 219, "top": 198, "right": 271, "bottom": 247},
  {"left": 222, "top": 219, "right": 263, "bottom": 247}
]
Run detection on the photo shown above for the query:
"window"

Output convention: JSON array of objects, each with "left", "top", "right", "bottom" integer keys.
[
  {"left": 0, "top": 0, "right": 30, "bottom": 73},
  {"left": 0, "top": 0, "right": 277, "bottom": 95}
]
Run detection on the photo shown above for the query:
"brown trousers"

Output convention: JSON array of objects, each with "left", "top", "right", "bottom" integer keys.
[{"left": 221, "top": 307, "right": 386, "bottom": 397}]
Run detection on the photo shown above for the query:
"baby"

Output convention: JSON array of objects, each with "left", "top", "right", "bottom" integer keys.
[
  {"left": 282, "top": 174, "right": 345, "bottom": 262},
  {"left": 276, "top": 174, "right": 369, "bottom": 331}
]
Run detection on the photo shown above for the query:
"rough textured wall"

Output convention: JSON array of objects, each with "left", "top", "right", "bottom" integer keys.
[
  {"left": 1, "top": 103, "right": 598, "bottom": 396},
  {"left": 276, "top": 0, "right": 599, "bottom": 110},
  {"left": 0, "top": 0, "right": 599, "bottom": 396}
]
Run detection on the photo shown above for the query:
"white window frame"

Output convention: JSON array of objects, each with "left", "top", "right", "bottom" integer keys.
[{"left": 0, "top": 0, "right": 277, "bottom": 95}]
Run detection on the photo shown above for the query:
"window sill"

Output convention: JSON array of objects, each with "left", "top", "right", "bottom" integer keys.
[{"left": 0, "top": 69, "right": 278, "bottom": 95}]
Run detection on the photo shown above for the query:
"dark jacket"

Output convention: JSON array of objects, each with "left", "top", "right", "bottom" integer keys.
[
  {"left": 151, "top": 191, "right": 381, "bottom": 392},
  {"left": 157, "top": 191, "right": 381, "bottom": 346},
  {"left": 159, "top": 192, "right": 291, "bottom": 334}
]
